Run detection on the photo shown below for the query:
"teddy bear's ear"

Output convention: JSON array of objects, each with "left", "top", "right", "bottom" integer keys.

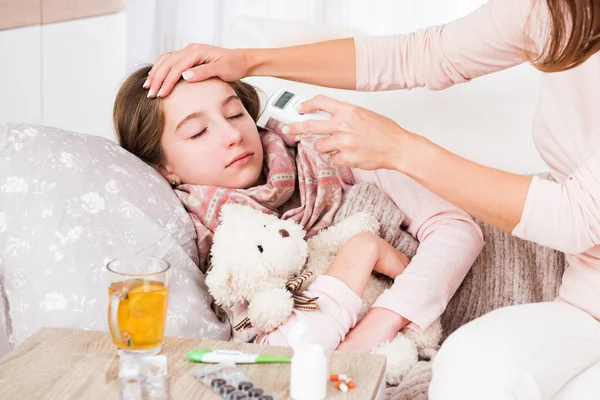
[{"left": 205, "top": 262, "right": 237, "bottom": 306}]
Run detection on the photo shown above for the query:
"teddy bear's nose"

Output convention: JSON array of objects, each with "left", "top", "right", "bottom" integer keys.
[
  {"left": 279, "top": 229, "right": 290, "bottom": 238},
  {"left": 257, "top": 245, "right": 264, "bottom": 253}
]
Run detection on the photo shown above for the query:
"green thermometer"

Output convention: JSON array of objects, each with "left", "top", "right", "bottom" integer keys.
[{"left": 187, "top": 349, "right": 291, "bottom": 364}]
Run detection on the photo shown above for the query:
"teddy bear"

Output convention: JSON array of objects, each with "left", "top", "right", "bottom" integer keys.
[{"left": 206, "top": 202, "right": 442, "bottom": 385}]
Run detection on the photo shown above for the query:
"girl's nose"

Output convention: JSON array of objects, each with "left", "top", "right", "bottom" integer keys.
[{"left": 223, "top": 123, "right": 243, "bottom": 146}]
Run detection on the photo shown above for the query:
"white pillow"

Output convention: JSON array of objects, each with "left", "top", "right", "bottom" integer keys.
[
  {"left": 226, "top": 17, "right": 546, "bottom": 175},
  {"left": 0, "top": 122, "right": 230, "bottom": 356}
]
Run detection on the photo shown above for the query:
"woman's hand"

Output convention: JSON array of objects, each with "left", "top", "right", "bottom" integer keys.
[
  {"left": 285, "top": 95, "right": 412, "bottom": 171},
  {"left": 145, "top": 44, "right": 250, "bottom": 98}
]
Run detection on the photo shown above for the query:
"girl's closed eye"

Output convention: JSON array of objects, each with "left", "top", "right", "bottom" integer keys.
[
  {"left": 190, "top": 112, "right": 243, "bottom": 139},
  {"left": 190, "top": 128, "right": 207, "bottom": 139}
]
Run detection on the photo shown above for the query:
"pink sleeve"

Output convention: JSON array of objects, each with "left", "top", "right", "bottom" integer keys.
[
  {"left": 512, "top": 149, "right": 600, "bottom": 255},
  {"left": 354, "top": 0, "right": 544, "bottom": 91},
  {"left": 352, "top": 168, "right": 484, "bottom": 332}
]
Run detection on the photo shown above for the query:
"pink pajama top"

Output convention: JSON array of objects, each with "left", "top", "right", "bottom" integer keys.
[{"left": 353, "top": 0, "right": 600, "bottom": 321}]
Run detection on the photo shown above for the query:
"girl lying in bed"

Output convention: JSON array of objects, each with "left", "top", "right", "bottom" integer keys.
[{"left": 112, "top": 65, "right": 484, "bottom": 352}]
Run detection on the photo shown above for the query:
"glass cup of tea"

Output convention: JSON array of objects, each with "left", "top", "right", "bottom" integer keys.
[{"left": 107, "top": 256, "right": 170, "bottom": 355}]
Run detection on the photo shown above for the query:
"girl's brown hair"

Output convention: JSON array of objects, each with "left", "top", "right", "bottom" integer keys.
[
  {"left": 533, "top": 0, "right": 600, "bottom": 72},
  {"left": 113, "top": 65, "right": 261, "bottom": 165}
]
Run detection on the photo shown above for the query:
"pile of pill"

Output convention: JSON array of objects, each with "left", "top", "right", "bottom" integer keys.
[{"left": 330, "top": 373, "right": 356, "bottom": 393}]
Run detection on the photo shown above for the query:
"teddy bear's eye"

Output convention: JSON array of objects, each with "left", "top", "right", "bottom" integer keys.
[{"left": 257, "top": 245, "right": 264, "bottom": 253}]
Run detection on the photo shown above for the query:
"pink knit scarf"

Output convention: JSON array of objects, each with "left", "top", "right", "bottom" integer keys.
[{"left": 175, "top": 129, "right": 347, "bottom": 270}]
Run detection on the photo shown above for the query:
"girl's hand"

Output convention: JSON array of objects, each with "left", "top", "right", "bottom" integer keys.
[
  {"left": 337, "top": 307, "right": 410, "bottom": 352},
  {"left": 145, "top": 44, "right": 250, "bottom": 98},
  {"left": 285, "top": 95, "right": 413, "bottom": 171}
]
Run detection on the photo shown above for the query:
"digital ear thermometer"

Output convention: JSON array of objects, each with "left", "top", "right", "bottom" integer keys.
[
  {"left": 256, "top": 89, "right": 331, "bottom": 129},
  {"left": 187, "top": 349, "right": 291, "bottom": 364}
]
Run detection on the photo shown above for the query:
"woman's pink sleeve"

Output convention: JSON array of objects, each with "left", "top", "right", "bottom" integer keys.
[{"left": 354, "top": 0, "right": 542, "bottom": 91}]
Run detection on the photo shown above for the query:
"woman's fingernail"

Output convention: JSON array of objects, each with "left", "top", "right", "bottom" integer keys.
[
  {"left": 281, "top": 125, "right": 290, "bottom": 134},
  {"left": 147, "top": 90, "right": 152, "bottom": 98},
  {"left": 182, "top": 70, "right": 195, "bottom": 80},
  {"left": 157, "top": 89, "right": 164, "bottom": 98},
  {"left": 143, "top": 78, "right": 150, "bottom": 88}
]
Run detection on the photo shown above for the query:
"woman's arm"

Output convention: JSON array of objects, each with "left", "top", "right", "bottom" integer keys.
[
  {"left": 288, "top": 93, "right": 600, "bottom": 255},
  {"left": 146, "top": 0, "right": 542, "bottom": 97},
  {"left": 246, "top": 39, "right": 357, "bottom": 90},
  {"left": 401, "top": 135, "right": 600, "bottom": 255},
  {"left": 355, "top": 0, "right": 542, "bottom": 91},
  {"left": 511, "top": 151, "right": 600, "bottom": 254},
  {"left": 398, "top": 133, "right": 532, "bottom": 233},
  {"left": 145, "top": 39, "right": 357, "bottom": 98}
]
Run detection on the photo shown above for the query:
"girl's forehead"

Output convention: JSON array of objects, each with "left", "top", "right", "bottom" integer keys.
[
  {"left": 169, "top": 78, "right": 235, "bottom": 103},
  {"left": 163, "top": 79, "right": 237, "bottom": 123}
]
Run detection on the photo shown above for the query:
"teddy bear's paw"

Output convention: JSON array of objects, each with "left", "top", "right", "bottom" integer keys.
[
  {"left": 374, "top": 334, "right": 419, "bottom": 386},
  {"left": 333, "top": 212, "right": 380, "bottom": 237},
  {"left": 248, "top": 288, "right": 295, "bottom": 333},
  {"left": 309, "top": 212, "right": 381, "bottom": 253},
  {"left": 401, "top": 318, "right": 442, "bottom": 359},
  {"left": 420, "top": 348, "right": 438, "bottom": 360}
]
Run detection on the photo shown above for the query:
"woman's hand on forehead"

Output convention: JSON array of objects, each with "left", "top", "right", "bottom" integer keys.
[{"left": 145, "top": 44, "right": 250, "bottom": 98}]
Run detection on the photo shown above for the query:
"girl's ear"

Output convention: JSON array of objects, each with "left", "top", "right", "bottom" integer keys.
[{"left": 154, "top": 163, "right": 181, "bottom": 185}]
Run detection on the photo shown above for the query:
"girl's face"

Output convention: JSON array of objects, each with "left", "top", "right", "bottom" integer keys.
[{"left": 159, "top": 78, "right": 263, "bottom": 188}]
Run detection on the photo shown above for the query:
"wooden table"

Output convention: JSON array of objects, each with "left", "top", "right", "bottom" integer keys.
[{"left": 0, "top": 328, "right": 386, "bottom": 399}]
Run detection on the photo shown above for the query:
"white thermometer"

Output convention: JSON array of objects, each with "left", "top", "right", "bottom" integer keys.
[{"left": 256, "top": 89, "right": 331, "bottom": 130}]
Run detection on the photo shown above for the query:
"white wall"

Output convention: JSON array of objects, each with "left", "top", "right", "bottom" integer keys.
[
  {"left": 0, "top": 25, "right": 43, "bottom": 124},
  {"left": 0, "top": 12, "right": 126, "bottom": 141},
  {"left": 126, "top": 0, "right": 491, "bottom": 65},
  {"left": 41, "top": 13, "right": 126, "bottom": 140}
]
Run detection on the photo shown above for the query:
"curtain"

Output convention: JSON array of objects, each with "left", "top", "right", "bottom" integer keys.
[{"left": 126, "top": 0, "right": 487, "bottom": 68}]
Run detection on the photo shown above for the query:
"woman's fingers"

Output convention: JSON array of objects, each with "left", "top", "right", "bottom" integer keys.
[
  {"left": 285, "top": 118, "right": 339, "bottom": 135},
  {"left": 181, "top": 63, "right": 214, "bottom": 83},
  {"left": 297, "top": 95, "right": 346, "bottom": 115},
  {"left": 159, "top": 53, "right": 205, "bottom": 97},
  {"left": 144, "top": 44, "right": 249, "bottom": 98},
  {"left": 290, "top": 97, "right": 409, "bottom": 171},
  {"left": 314, "top": 135, "right": 341, "bottom": 154},
  {"left": 145, "top": 52, "right": 173, "bottom": 96},
  {"left": 147, "top": 52, "right": 184, "bottom": 97},
  {"left": 285, "top": 96, "right": 355, "bottom": 135},
  {"left": 147, "top": 51, "right": 172, "bottom": 82}
]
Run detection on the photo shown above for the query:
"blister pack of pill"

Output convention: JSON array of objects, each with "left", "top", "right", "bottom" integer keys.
[{"left": 194, "top": 362, "right": 277, "bottom": 400}]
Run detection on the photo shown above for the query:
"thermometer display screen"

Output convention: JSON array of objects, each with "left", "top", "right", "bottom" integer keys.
[{"left": 274, "top": 91, "right": 295, "bottom": 109}]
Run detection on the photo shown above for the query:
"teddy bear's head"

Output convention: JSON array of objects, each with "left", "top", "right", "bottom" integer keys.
[{"left": 207, "top": 204, "right": 309, "bottom": 306}]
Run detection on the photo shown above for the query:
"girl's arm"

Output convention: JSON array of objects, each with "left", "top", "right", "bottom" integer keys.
[{"left": 352, "top": 168, "right": 485, "bottom": 331}]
